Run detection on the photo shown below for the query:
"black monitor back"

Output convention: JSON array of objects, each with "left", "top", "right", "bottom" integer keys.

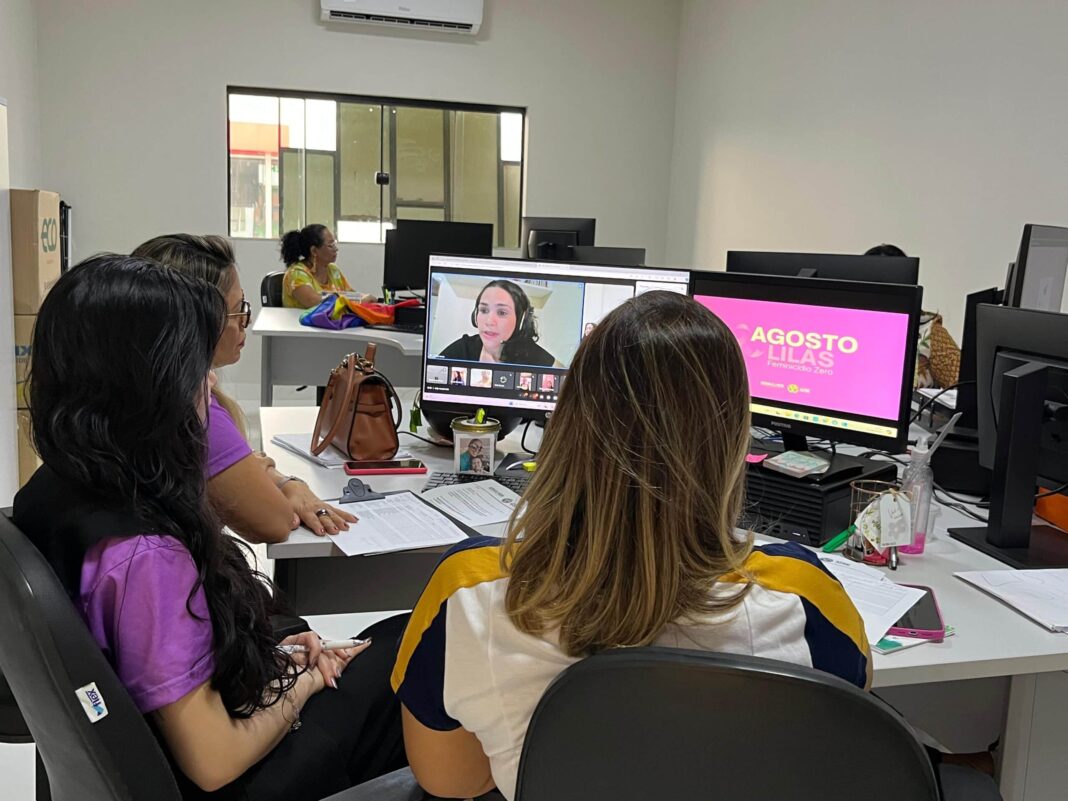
[
  {"left": 975, "top": 304, "right": 1068, "bottom": 486},
  {"left": 521, "top": 216, "right": 596, "bottom": 260},
  {"left": 384, "top": 219, "right": 493, "bottom": 292},
  {"left": 727, "top": 251, "right": 920, "bottom": 285},
  {"left": 569, "top": 245, "right": 645, "bottom": 266}
]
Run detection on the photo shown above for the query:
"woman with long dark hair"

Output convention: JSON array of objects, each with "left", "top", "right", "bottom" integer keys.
[
  {"left": 14, "top": 255, "right": 405, "bottom": 800},
  {"left": 439, "top": 278, "right": 558, "bottom": 366}
]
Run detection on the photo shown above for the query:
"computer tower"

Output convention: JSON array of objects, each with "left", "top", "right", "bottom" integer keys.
[{"left": 742, "top": 456, "right": 898, "bottom": 546}]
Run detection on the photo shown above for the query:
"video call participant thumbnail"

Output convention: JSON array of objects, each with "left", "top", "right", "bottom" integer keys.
[{"left": 439, "top": 280, "right": 558, "bottom": 367}]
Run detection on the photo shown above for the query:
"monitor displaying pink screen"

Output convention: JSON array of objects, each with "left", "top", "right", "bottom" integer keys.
[{"left": 694, "top": 295, "right": 910, "bottom": 421}]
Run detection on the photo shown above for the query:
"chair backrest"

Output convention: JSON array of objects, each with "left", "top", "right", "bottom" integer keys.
[
  {"left": 514, "top": 647, "right": 939, "bottom": 801},
  {"left": 0, "top": 510, "right": 181, "bottom": 801},
  {"left": 261, "top": 270, "right": 285, "bottom": 307}
]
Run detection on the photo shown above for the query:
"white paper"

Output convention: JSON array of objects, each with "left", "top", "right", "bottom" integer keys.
[
  {"left": 329, "top": 492, "right": 468, "bottom": 556},
  {"left": 420, "top": 480, "right": 522, "bottom": 526},
  {"left": 818, "top": 553, "right": 926, "bottom": 644},
  {"left": 956, "top": 570, "right": 1068, "bottom": 632},
  {"left": 271, "top": 433, "right": 348, "bottom": 468}
]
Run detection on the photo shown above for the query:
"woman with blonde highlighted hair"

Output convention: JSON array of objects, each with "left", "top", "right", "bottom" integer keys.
[{"left": 391, "top": 291, "right": 871, "bottom": 801}]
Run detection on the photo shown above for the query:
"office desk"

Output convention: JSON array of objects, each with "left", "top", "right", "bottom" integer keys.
[
  {"left": 262, "top": 399, "right": 540, "bottom": 612},
  {"left": 264, "top": 403, "right": 1068, "bottom": 799},
  {"left": 252, "top": 308, "right": 424, "bottom": 406}
]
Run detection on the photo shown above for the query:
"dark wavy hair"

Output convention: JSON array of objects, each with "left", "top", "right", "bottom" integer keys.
[
  {"left": 280, "top": 224, "right": 328, "bottom": 266},
  {"left": 474, "top": 279, "right": 540, "bottom": 357},
  {"left": 29, "top": 255, "right": 299, "bottom": 716}
]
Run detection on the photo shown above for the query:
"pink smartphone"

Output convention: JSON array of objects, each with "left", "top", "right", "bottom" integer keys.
[
  {"left": 887, "top": 585, "right": 946, "bottom": 641},
  {"left": 343, "top": 459, "right": 427, "bottom": 476}
]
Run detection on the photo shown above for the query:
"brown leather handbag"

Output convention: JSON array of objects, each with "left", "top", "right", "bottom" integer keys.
[{"left": 310, "top": 343, "right": 402, "bottom": 461}]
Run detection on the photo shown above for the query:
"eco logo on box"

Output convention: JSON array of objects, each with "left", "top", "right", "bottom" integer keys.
[{"left": 41, "top": 217, "right": 59, "bottom": 253}]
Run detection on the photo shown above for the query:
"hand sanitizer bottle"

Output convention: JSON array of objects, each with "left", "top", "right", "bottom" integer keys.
[{"left": 899, "top": 438, "right": 934, "bottom": 554}]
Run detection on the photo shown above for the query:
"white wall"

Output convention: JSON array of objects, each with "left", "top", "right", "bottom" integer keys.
[
  {"left": 0, "top": 0, "right": 42, "bottom": 188},
  {"left": 34, "top": 0, "right": 682, "bottom": 403},
  {"left": 667, "top": 0, "right": 1068, "bottom": 335}
]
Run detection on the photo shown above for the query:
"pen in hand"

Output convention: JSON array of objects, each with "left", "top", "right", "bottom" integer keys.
[{"left": 278, "top": 637, "right": 371, "bottom": 655}]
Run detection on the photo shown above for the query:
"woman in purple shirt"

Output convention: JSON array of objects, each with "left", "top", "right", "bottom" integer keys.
[
  {"left": 132, "top": 233, "right": 356, "bottom": 541},
  {"left": 14, "top": 256, "right": 406, "bottom": 800}
]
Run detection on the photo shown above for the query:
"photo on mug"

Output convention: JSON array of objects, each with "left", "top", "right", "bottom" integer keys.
[{"left": 455, "top": 434, "right": 494, "bottom": 475}]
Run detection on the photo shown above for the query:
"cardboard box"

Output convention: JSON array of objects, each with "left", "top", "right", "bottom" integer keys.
[
  {"left": 10, "top": 189, "right": 61, "bottom": 314},
  {"left": 14, "top": 314, "right": 34, "bottom": 408},
  {"left": 17, "top": 410, "right": 41, "bottom": 487}
]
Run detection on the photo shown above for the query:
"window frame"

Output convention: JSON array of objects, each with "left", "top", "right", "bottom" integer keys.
[{"left": 227, "top": 86, "right": 527, "bottom": 248}]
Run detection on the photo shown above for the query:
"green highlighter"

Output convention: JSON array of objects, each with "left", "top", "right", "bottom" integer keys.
[{"left": 821, "top": 524, "right": 856, "bottom": 553}]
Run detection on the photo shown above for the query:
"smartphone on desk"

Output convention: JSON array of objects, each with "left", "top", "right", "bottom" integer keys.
[
  {"left": 343, "top": 459, "right": 427, "bottom": 476},
  {"left": 888, "top": 585, "right": 945, "bottom": 641}
]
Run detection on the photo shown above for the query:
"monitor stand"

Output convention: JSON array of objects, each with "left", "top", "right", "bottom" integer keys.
[{"left": 949, "top": 360, "right": 1068, "bottom": 568}]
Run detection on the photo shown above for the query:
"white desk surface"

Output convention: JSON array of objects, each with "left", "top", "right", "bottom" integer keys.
[
  {"left": 252, "top": 307, "right": 424, "bottom": 356},
  {"left": 262, "top": 403, "right": 1068, "bottom": 689}
]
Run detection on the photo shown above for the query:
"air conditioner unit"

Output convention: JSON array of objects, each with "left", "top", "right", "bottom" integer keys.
[{"left": 321, "top": 0, "right": 483, "bottom": 35}]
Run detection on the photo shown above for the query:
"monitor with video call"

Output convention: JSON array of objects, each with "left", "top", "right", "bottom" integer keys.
[
  {"left": 690, "top": 271, "right": 922, "bottom": 452},
  {"left": 422, "top": 254, "right": 691, "bottom": 417}
]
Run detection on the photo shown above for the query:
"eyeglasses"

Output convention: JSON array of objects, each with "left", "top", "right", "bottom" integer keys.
[{"left": 227, "top": 298, "right": 252, "bottom": 329}]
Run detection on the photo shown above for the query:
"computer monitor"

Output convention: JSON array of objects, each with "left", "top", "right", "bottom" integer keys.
[
  {"left": 691, "top": 271, "right": 922, "bottom": 453},
  {"left": 383, "top": 219, "right": 493, "bottom": 293},
  {"left": 421, "top": 254, "right": 690, "bottom": 425},
  {"left": 520, "top": 217, "right": 596, "bottom": 261},
  {"left": 949, "top": 304, "right": 1068, "bottom": 568},
  {"left": 726, "top": 251, "right": 921, "bottom": 285},
  {"left": 569, "top": 245, "right": 646, "bottom": 266},
  {"left": 1004, "top": 224, "right": 1068, "bottom": 312}
]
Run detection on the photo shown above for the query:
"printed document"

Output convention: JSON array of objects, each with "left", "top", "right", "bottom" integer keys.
[
  {"left": 818, "top": 554, "right": 926, "bottom": 644},
  {"left": 330, "top": 492, "right": 468, "bottom": 556},
  {"left": 421, "top": 480, "right": 522, "bottom": 526}
]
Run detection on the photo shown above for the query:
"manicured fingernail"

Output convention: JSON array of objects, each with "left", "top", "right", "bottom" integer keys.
[
  {"left": 317, "top": 528, "right": 324, "bottom": 535},
  {"left": 330, "top": 678, "right": 338, "bottom": 689}
]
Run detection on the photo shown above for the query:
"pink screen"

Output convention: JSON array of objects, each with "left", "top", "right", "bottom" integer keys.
[{"left": 695, "top": 295, "right": 910, "bottom": 420}]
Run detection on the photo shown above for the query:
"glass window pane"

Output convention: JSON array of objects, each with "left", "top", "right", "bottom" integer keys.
[
  {"left": 306, "top": 99, "right": 337, "bottom": 152},
  {"left": 306, "top": 152, "right": 335, "bottom": 233},
  {"left": 396, "top": 206, "right": 446, "bottom": 221},
  {"left": 500, "top": 112, "right": 523, "bottom": 162},
  {"left": 449, "top": 110, "right": 498, "bottom": 233},
  {"left": 339, "top": 103, "right": 383, "bottom": 241},
  {"left": 394, "top": 106, "right": 445, "bottom": 206},
  {"left": 228, "top": 94, "right": 279, "bottom": 239},
  {"left": 280, "top": 149, "right": 305, "bottom": 234},
  {"left": 502, "top": 163, "right": 521, "bottom": 249}
]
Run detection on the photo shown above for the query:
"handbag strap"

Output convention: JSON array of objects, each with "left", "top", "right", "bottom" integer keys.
[{"left": 310, "top": 354, "right": 356, "bottom": 455}]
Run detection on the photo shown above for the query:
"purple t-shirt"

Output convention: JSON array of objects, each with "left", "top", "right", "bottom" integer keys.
[
  {"left": 206, "top": 394, "right": 252, "bottom": 478},
  {"left": 79, "top": 535, "right": 215, "bottom": 714}
]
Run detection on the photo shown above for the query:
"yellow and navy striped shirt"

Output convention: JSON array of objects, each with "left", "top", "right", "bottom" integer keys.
[{"left": 392, "top": 536, "right": 869, "bottom": 801}]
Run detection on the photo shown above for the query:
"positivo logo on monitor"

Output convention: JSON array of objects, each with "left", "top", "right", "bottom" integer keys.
[{"left": 76, "top": 682, "right": 109, "bottom": 723}]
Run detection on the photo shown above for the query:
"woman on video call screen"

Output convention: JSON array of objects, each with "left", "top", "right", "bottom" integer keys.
[{"left": 438, "top": 279, "right": 559, "bottom": 367}]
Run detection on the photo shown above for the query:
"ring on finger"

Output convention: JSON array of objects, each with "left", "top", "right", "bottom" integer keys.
[{"left": 315, "top": 508, "right": 330, "bottom": 518}]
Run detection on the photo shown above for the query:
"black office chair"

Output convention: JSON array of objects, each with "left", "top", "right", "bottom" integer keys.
[
  {"left": 0, "top": 510, "right": 182, "bottom": 801},
  {"left": 260, "top": 270, "right": 285, "bottom": 307},
  {"left": 330, "top": 647, "right": 1000, "bottom": 801}
]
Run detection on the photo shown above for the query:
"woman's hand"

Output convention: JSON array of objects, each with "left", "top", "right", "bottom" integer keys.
[
  {"left": 279, "top": 631, "right": 370, "bottom": 691},
  {"left": 278, "top": 480, "right": 358, "bottom": 536},
  {"left": 250, "top": 450, "right": 277, "bottom": 472}
]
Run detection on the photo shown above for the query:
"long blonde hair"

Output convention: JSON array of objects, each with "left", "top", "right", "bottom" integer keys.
[{"left": 503, "top": 291, "right": 753, "bottom": 657}]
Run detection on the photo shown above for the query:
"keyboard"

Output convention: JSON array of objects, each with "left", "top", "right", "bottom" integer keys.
[
  {"left": 423, "top": 471, "right": 532, "bottom": 495},
  {"left": 370, "top": 323, "right": 425, "bottom": 335}
]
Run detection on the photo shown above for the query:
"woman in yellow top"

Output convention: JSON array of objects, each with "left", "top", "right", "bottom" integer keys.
[{"left": 279, "top": 224, "right": 371, "bottom": 308}]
